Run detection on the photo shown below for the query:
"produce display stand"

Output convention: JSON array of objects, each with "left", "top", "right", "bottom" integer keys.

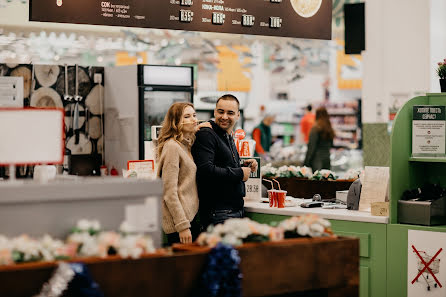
[{"left": 0, "top": 236, "right": 359, "bottom": 297}]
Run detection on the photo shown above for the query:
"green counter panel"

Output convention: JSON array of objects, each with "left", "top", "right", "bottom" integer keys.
[
  {"left": 387, "top": 224, "right": 446, "bottom": 297},
  {"left": 245, "top": 212, "right": 387, "bottom": 297}
]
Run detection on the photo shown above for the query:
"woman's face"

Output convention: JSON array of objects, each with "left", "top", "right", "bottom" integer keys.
[{"left": 181, "top": 106, "right": 197, "bottom": 134}]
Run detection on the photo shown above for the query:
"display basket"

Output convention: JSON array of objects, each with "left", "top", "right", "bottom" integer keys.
[{"left": 0, "top": 237, "right": 359, "bottom": 297}]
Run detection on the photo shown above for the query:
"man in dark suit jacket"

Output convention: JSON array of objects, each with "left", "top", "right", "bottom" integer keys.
[{"left": 192, "top": 94, "right": 257, "bottom": 229}]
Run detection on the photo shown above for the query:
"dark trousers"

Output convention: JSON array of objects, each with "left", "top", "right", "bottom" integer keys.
[
  {"left": 201, "top": 208, "right": 245, "bottom": 231},
  {"left": 166, "top": 216, "right": 202, "bottom": 246}
]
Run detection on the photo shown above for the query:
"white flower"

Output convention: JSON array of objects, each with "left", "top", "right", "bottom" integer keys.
[
  {"left": 119, "top": 235, "right": 141, "bottom": 259},
  {"left": 299, "top": 166, "right": 313, "bottom": 178},
  {"left": 297, "top": 224, "right": 310, "bottom": 236},
  {"left": 277, "top": 165, "right": 290, "bottom": 177},
  {"left": 97, "top": 231, "right": 120, "bottom": 249},
  {"left": 91, "top": 220, "right": 101, "bottom": 232},
  {"left": 67, "top": 232, "right": 93, "bottom": 245},
  {"left": 261, "top": 163, "right": 278, "bottom": 177},
  {"left": 77, "top": 219, "right": 91, "bottom": 231},
  {"left": 119, "top": 221, "right": 134, "bottom": 233},
  {"left": 309, "top": 223, "right": 324, "bottom": 236},
  {"left": 11, "top": 235, "right": 41, "bottom": 261},
  {"left": 39, "top": 234, "right": 64, "bottom": 261},
  {"left": 198, "top": 218, "right": 276, "bottom": 247},
  {"left": 221, "top": 234, "right": 242, "bottom": 246},
  {"left": 0, "top": 235, "right": 11, "bottom": 250},
  {"left": 80, "top": 238, "right": 101, "bottom": 257}
]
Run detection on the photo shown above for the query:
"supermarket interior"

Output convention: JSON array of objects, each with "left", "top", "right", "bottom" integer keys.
[{"left": 1, "top": 0, "right": 446, "bottom": 297}]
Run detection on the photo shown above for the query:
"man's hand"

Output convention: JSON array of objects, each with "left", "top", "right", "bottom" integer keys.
[
  {"left": 179, "top": 228, "right": 192, "bottom": 244},
  {"left": 243, "top": 159, "right": 258, "bottom": 173},
  {"left": 242, "top": 167, "right": 251, "bottom": 181}
]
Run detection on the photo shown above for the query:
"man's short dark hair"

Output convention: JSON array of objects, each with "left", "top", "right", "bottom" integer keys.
[
  {"left": 306, "top": 104, "right": 312, "bottom": 112},
  {"left": 216, "top": 94, "right": 240, "bottom": 109}
]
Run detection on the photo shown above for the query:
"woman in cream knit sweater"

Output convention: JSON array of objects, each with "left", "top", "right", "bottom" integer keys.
[{"left": 157, "top": 102, "right": 209, "bottom": 245}]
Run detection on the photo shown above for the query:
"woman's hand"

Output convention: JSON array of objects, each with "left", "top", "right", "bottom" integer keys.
[
  {"left": 196, "top": 121, "right": 212, "bottom": 132},
  {"left": 179, "top": 228, "right": 192, "bottom": 244}
]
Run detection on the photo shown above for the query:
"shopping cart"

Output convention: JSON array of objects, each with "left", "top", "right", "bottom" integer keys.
[{"left": 414, "top": 250, "right": 441, "bottom": 291}]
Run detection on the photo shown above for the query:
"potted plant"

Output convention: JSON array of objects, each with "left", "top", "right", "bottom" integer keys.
[{"left": 436, "top": 59, "right": 446, "bottom": 92}]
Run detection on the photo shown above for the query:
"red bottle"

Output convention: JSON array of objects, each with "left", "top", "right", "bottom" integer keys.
[{"left": 110, "top": 166, "right": 119, "bottom": 176}]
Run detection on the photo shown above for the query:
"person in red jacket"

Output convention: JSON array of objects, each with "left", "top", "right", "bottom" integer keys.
[
  {"left": 300, "top": 104, "right": 315, "bottom": 143},
  {"left": 252, "top": 114, "right": 275, "bottom": 158}
]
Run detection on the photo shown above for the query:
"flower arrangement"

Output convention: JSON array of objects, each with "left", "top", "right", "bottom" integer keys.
[
  {"left": 0, "top": 219, "right": 156, "bottom": 266},
  {"left": 437, "top": 58, "right": 446, "bottom": 79},
  {"left": 197, "top": 218, "right": 284, "bottom": 247},
  {"left": 0, "top": 234, "right": 75, "bottom": 265},
  {"left": 341, "top": 168, "right": 364, "bottom": 181},
  {"left": 260, "top": 163, "right": 277, "bottom": 177},
  {"left": 278, "top": 214, "right": 334, "bottom": 238},
  {"left": 311, "top": 169, "right": 337, "bottom": 181},
  {"left": 261, "top": 163, "right": 312, "bottom": 179},
  {"left": 197, "top": 215, "right": 334, "bottom": 247}
]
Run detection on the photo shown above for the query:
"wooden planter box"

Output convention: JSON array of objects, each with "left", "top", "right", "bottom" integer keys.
[
  {"left": 0, "top": 237, "right": 359, "bottom": 297},
  {"left": 263, "top": 177, "right": 355, "bottom": 200}
]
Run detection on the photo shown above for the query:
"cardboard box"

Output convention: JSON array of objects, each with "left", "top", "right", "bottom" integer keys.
[
  {"left": 371, "top": 202, "right": 389, "bottom": 216},
  {"left": 398, "top": 197, "right": 446, "bottom": 225}
]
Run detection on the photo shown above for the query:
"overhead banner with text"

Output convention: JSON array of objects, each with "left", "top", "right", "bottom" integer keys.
[{"left": 29, "top": 0, "right": 332, "bottom": 39}]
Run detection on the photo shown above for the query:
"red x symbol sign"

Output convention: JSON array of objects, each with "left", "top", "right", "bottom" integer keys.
[{"left": 411, "top": 245, "right": 442, "bottom": 288}]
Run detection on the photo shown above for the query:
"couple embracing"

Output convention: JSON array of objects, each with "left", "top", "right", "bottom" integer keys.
[{"left": 157, "top": 94, "right": 258, "bottom": 246}]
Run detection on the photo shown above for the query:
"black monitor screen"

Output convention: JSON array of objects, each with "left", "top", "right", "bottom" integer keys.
[{"left": 344, "top": 3, "right": 365, "bottom": 54}]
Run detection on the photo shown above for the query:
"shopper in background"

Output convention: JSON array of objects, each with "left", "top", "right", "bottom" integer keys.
[
  {"left": 192, "top": 94, "right": 258, "bottom": 229},
  {"left": 157, "top": 102, "right": 210, "bottom": 245},
  {"left": 303, "top": 107, "right": 335, "bottom": 171},
  {"left": 300, "top": 104, "right": 316, "bottom": 144},
  {"left": 252, "top": 113, "right": 275, "bottom": 159}
]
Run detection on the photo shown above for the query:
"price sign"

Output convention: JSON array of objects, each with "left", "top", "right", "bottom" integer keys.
[{"left": 29, "top": 0, "right": 332, "bottom": 39}]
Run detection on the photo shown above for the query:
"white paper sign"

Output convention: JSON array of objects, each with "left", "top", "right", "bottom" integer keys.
[
  {"left": 358, "top": 166, "right": 389, "bottom": 212},
  {"left": 0, "top": 77, "right": 24, "bottom": 107},
  {"left": 408, "top": 230, "right": 446, "bottom": 297},
  {"left": 412, "top": 106, "right": 446, "bottom": 156},
  {"left": 125, "top": 198, "right": 159, "bottom": 233},
  {"left": 0, "top": 108, "right": 64, "bottom": 165},
  {"left": 241, "top": 157, "right": 261, "bottom": 202}
]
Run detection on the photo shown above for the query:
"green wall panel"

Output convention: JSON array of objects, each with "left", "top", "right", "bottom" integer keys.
[
  {"left": 335, "top": 231, "right": 370, "bottom": 258},
  {"left": 360, "top": 266, "right": 370, "bottom": 297}
]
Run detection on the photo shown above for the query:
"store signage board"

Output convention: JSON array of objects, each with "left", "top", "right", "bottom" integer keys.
[
  {"left": 0, "top": 108, "right": 64, "bottom": 165},
  {"left": 29, "top": 0, "right": 332, "bottom": 39},
  {"left": 412, "top": 105, "right": 446, "bottom": 157}
]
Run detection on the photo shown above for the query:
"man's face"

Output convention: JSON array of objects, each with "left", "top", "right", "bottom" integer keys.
[
  {"left": 214, "top": 99, "right": 240, "bottom": 132},
  {"left": 263, "top": 116, "right": 275, "bottom": 126}
]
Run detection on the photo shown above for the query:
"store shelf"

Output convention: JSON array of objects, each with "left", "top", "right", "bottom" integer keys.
[
  {"left": 333, "top": 124, "right": 358, "bottom": 131},
  {"left": 329, "top": 112, "right": 357, "bottom": 116},
  {"left": 276, "top": 121, "right": 300, "bottom": 125},
  {"left": 408, "top": 156, "right": 446, "bottom": 163}
]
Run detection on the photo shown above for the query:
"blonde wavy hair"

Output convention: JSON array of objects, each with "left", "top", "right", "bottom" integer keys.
[{"left": 156, "top": 102, "right": 196, "bottom": 160}]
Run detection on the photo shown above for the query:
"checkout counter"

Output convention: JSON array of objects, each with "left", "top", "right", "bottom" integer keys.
[{"left": 244, "top": 198, "right": 388, "bottom": 297}]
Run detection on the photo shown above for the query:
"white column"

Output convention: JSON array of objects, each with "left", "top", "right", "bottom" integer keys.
[
  {"left": 430, "top": 0, "right": 446, "bottom": 93},
  {"left": 362, "top": 0, "right": 431, "bottom": 123}
]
